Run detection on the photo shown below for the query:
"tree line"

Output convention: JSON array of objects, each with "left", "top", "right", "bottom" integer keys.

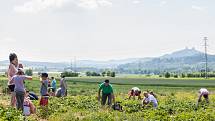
[{"left": 162, "top": 72, "right": 215, "bottom": 78}]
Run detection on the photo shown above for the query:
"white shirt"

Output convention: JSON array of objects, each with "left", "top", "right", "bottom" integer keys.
[
  {"left": 144, "top": 94, "right": 158, "bottom": 104},
  {"left": 132, "top": 87, "right": 140, "bottom": 92},
  {"left": 199, "top": 88, "right": 209, "bottom": 95}
]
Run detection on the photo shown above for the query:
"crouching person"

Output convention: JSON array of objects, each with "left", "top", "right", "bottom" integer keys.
[
  {"left": 198, "top": 88, "right": 209, "bottom": 104},
  {"left": 142, "top": 92, "right": 158, "bottom": 108},
  {"left": 55, "top": 88, "right": 62, "bottom": 98},
  {"left": 128, "top": 87, "right": 141, "bottom": 100},
  {"left": 23, "top": 90, "right": 36, "bottom": 116},
  {"left": 98, "top": 80, "right": 115, "bottom": 106}
]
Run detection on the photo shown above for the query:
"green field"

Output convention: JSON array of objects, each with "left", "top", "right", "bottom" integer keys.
[
  {"left": 0, "top": 77, "right": 215, "bottom": 121},
  {"left": 67, "top": 77, "right": 215, "bottom": 87}
]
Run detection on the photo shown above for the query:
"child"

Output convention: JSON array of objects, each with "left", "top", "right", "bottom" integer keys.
[
  {"left": 47, "top": 77, "right": 51, "bottom": 93},
  {"left": 51, "top": 77, "right": 57, "bottom": 93},
  {"left": 10, "top": 68, "right": 32, "bottom": 111},
  {"left": 40, "top": 73, "right": 49, "bottom": 106},
  {"left": 23, "top": 90, "right": 36, "bottom": 116}
]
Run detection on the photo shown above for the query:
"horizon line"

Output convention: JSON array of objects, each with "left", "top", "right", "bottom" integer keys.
[{"left": 0, "top": 47, "right": 209, "bottom": 63}]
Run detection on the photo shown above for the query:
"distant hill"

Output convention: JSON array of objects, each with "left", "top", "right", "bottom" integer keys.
[
  {"left": 117, "top": 48, "right": 215, "bottom": 73},
  {"left": 0, "top": 58, "right": 152, "bottom": 72},
  {"left": 76, "top": 58, "right": 152, "bottom": 68},
  {"left": 1, "top": 48, "right": 214, "bottom": 73},
  {"left": 0, "top": 60, "right": 69, "bottom": 72},
  {"left": 161, "top": 47, "right": 202, "bottom": 59}
]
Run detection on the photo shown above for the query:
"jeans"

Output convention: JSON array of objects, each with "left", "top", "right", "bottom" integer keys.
[
  {"left": 102, "top": 93, "right": 112, "bottom": 106},
  {"left": 15, "top": 91, "right": 25, "bottom": 111},
  {"left": 153, "top": 103, "right": 158, "bottom": 108},
  {"left": 61, "top": 88, "right": 66, "bottom": 97}
]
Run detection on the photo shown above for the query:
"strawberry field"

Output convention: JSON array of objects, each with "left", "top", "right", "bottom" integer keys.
[{"left": 0, "top": 77, "right": 215, "bottom": 121}]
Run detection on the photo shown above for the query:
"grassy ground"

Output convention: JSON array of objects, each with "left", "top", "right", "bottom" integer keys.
[
  {"left": 67, "top": 77, "right": 215, "bottom": 87},
  {"left": 0, "top": 76, "right": 215, "bottom": 120}
]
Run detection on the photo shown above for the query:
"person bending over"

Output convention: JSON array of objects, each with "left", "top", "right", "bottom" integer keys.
[
  {"left": 98, "top": 80, "right": 115, "bottom": 106},
  {"left": 128, "top": 87, "right": 141, "bottom": 100}
]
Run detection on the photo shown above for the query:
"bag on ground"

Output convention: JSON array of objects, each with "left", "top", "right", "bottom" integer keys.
[
  {"left": 29, "top": 92, "right": 39, "bottom": 100},
  {"left": 112, "top": 102, "right": 123, "bottom": 111}
]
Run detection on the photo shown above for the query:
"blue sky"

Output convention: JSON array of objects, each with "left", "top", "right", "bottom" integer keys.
[{"left": 0, "top": 0, "right": 215, "bottom": 62}]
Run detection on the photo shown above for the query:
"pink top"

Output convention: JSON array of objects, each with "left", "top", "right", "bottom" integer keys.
[{"left": 7, "top": 63, "right": 18, "bottom": 85}]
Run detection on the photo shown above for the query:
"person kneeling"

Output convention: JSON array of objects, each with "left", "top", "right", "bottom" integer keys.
[
  {"left": 142, "top": 92, "right": 158, "bottom": 109},
  {"left": 23, "top": 90, "right": 36, "bottom": 116}
]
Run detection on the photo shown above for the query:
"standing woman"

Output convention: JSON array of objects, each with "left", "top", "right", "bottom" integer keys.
[
  {"left": 7, "top": 53, "right": 23, "bottom": 107},
  {"left": 60, "top": 76, "right": 67, "bottom": 97}
]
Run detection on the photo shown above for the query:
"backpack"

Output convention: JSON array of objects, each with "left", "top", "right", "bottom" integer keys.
[{"left": 112, "top": 102, "right": 123, "bottom": 111}]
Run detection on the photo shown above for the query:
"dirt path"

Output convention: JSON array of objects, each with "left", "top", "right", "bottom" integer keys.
[{"left": 0, "top": 94, "right": 10, "bottom": 108}]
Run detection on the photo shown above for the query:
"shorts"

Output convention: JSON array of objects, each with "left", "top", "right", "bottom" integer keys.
[
  {"left": 8, "top": 85, "right": 15, "bottom": 92},
  {"left": 40, "top": 96, "right": 49, "bottom": 106}
]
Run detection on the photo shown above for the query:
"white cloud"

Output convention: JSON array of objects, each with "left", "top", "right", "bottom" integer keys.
[
  {"left": 97, "top": 0, "right": 112, "bottom": 7},
  {"left": 78, "top": 0, "right": 112, "bottom": 9},
  {"left": 14, "top": 0, "right": 70, "bottom": 13},
  {"left": 132, "top": 0, "right": 143, "bottom": 4},
  {"left": 160, "top": 1, "right": 167, "bottom": 7},
  {"left": 14, "top": 0, "right": 112, "bottom": 13},
  {"left": 78, "top": 0, "right": 98, "bottom": 9},
  {"left": 132, "top": 0, "right": 141, "bottom": 4},
  {"left": 191, "top": 5, "right": 204, "bottom": 11}
]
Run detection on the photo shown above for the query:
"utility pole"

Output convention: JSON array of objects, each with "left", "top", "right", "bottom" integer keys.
[
  {"left": 204, "top": 37, "right": 208, "bottom": 79},
  {"left": 138, "top": 59, "right": 141, "bottom": 76},
  {"left": 70, "top": 59, "right": 73, "bottom": 71},
  {"left": 74, "top": 56, "right": 77, "bottom": 73}
]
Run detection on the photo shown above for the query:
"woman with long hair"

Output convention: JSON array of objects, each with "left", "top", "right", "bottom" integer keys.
[{"left": 7, "top": 53, "right": 23, "bottom": 107}]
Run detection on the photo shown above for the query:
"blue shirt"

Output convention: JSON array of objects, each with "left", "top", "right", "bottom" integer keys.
[
  {"left": 51, "top": 79, "right": 56, "bottom": 89},
  {"left": 40, "top": 80, "right": 48, "bottom": 96}
]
